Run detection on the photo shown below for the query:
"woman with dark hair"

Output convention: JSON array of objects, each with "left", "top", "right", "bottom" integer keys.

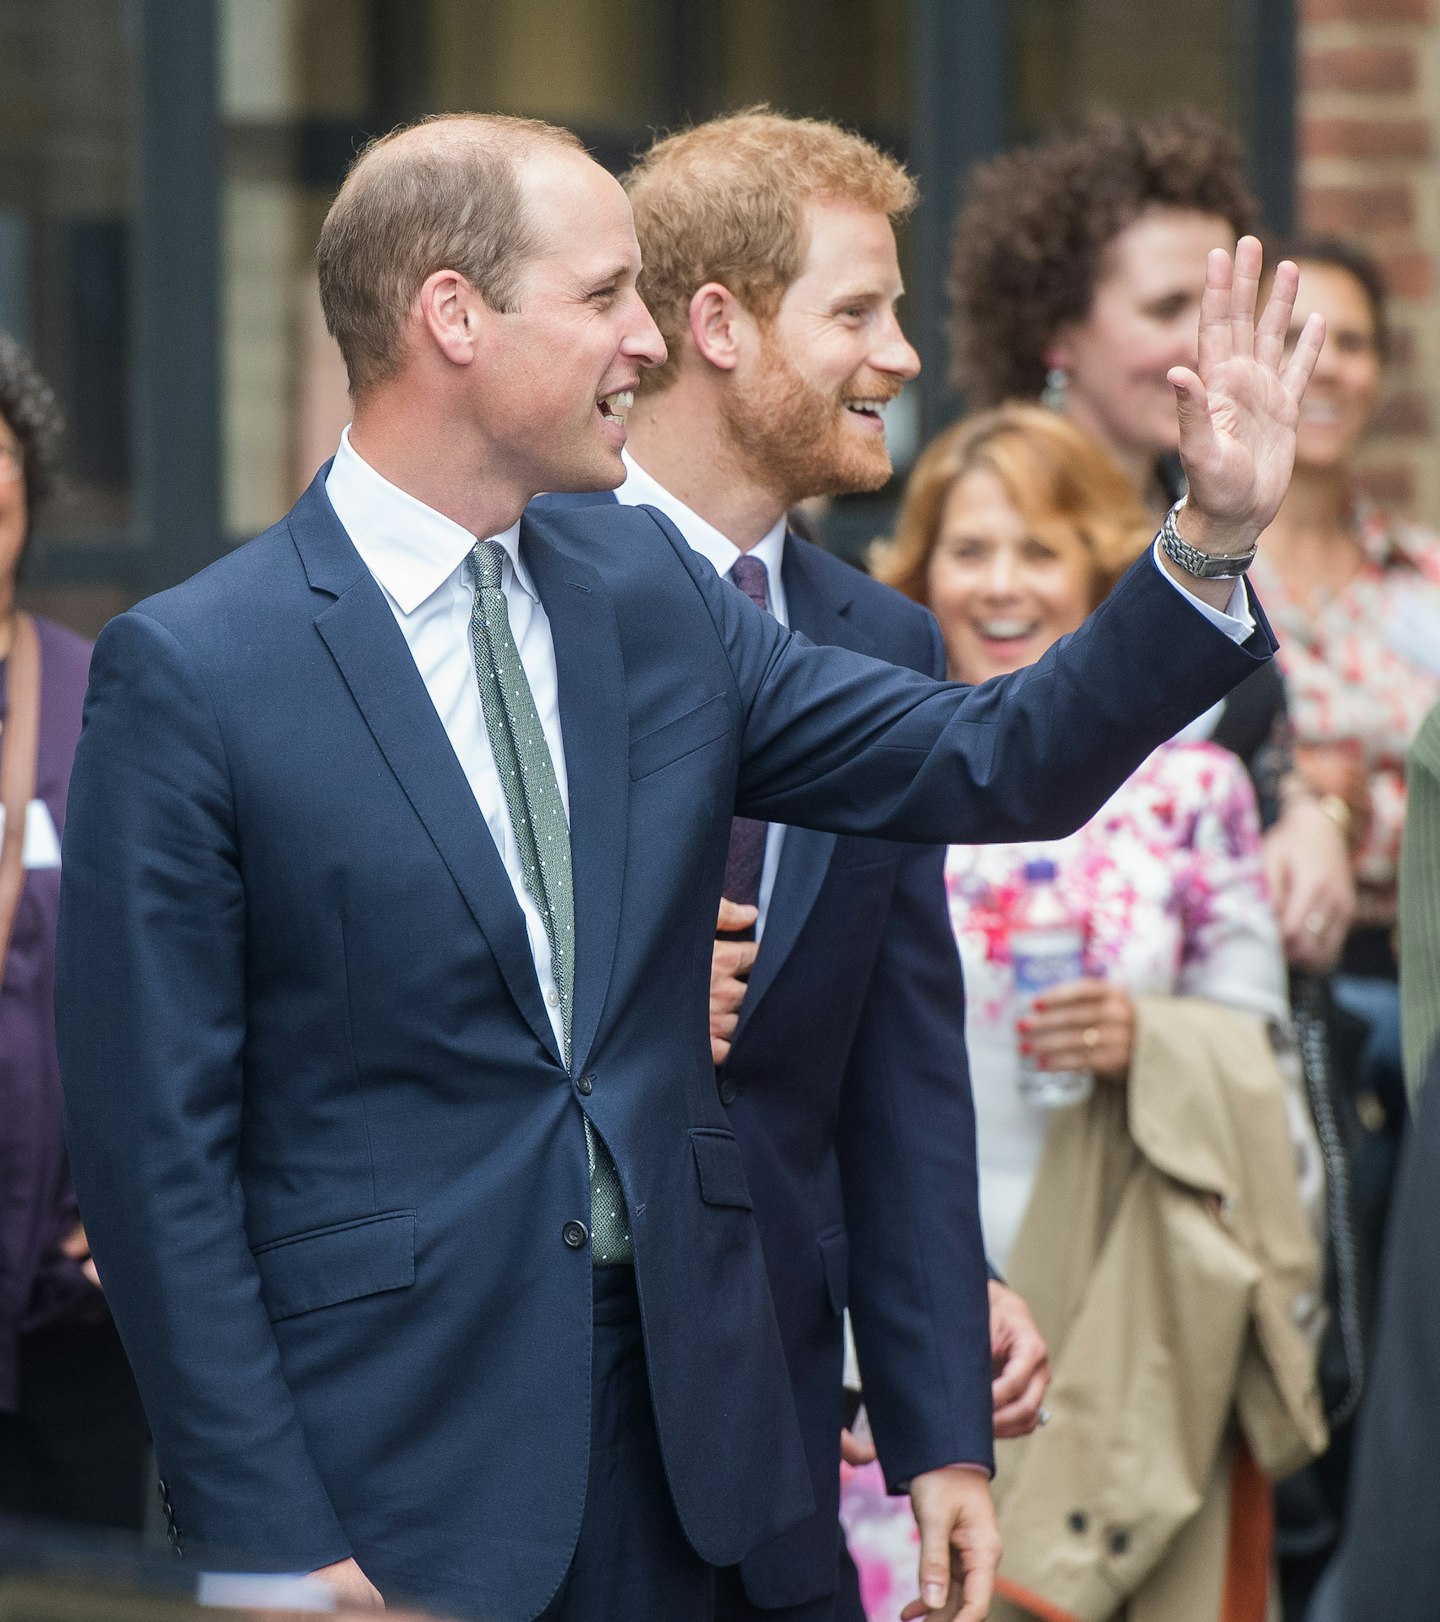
[
  {"left": 948, "top": 112, "right": 1356, "bottom": 978},
  {"left": 0, "top": 331, "right": 149, "bottom": 1529},
  {"left": 1252, "top": 243, "right": 1440, "bottom": 1346}
]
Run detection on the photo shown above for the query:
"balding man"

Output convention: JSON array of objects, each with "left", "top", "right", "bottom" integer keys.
[{"left": 57, "top": 114, "right": 1318, "bottom": 1622}]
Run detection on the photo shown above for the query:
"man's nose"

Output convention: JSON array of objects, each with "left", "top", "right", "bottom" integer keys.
[
  {"left": 625, "top": 293, "right": 668, "bottom": 370},
  {"left": 874, "top": 314, "right": 921, "bottom": 381}
]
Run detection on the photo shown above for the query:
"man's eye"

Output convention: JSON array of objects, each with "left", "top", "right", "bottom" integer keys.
[{"left": 590, "top": 287, "right": 619, "bottom": 305}]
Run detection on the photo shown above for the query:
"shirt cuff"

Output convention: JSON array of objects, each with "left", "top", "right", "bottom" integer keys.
[
  {"left": 1150, "top": 539, "right": 1255, "bottom": 645},
  {"left": 900, "top": 1461, "right": 994, "bottom": 1490}
]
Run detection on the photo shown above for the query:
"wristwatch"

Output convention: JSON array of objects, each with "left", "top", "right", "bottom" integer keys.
[{"left": 1158, "top": 497, "right": 1259, "bottom": 580}]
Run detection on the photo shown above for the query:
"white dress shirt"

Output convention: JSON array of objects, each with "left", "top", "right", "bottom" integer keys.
[
  {"left": 326, "top": 427, "right": 569, "bottom": 1052},
  {"left": 616, "top": 451, "right": 791, "bottom": 940}
]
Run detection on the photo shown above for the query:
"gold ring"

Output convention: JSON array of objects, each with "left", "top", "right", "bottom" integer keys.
[
  {"left": 1304, "top": 910, "right": 1329, "bottom": 937},
  {"left": 1083, "top": 1026, "right": 1100, "bottom": 1051}
]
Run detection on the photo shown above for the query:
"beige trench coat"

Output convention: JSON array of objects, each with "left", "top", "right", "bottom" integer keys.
[{"left": 988, "top": 998, "right": 1327, "bottom": 1622}]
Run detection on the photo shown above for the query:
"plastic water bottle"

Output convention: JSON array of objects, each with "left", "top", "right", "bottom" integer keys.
[{"left": 1010, "top": 858, "right": 1093, "bottom": 1108}]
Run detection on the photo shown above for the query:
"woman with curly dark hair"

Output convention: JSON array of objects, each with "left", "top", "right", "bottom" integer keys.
[
  {"left": 949, "top": 111, "right": 1258, "bottom": 504},
  {"left": 948, "top": 112, "right": 1356, "bottom": 986},
  {"left": 0, "top": 332, "right": 150, "bottom": 1529}
]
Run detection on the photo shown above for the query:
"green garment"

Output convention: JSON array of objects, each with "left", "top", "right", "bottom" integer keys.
[{"left": 1400, "top": 701, "right": 1440, "bottom": 1108}]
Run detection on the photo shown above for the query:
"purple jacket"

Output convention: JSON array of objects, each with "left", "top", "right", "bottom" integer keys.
[{"left": 0, "top": 614, "right": 93, "bottom": 1410}]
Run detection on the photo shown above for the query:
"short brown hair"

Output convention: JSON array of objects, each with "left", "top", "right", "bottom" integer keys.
[
  {"left": 949, "top": 111, "right": 1260, "bottom": 405},
  {"left": 624, "top": 108, "right": 916, "bottom": 392},
  {"left": 872, "top": 404, "right": 1153, "bottom": 610},
  {"left": 317, "top": 112, "right": 585, "bottom": 395}
]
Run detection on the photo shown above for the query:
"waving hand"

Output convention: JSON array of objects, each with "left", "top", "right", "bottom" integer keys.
[{"left": 1169, "top": 236, "right": 1325, "bottom": 554}]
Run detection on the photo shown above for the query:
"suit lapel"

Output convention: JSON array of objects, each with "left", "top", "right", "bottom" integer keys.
[
  {"left": 520, "top": 509, "right": 629, "bottom": 1074},
  {"left": 293, "top": 473, "right": 563, "bottom": 1065},
  {"left": 733, "top": 537, "right": 857, "bottom": 1033}
]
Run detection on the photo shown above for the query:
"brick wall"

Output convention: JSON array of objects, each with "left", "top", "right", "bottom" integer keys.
[{"left": 1299, "top": 0, "right": 1440, "bottom": 522}]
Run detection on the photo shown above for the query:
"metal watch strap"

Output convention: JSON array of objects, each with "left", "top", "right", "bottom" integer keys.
[{"left": 1158, "top": 497, "right": 1258, "bottom": 580}]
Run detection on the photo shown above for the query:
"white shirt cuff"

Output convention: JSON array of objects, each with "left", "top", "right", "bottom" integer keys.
[{"left": 1150, "top": 539, "right": 1255, "bottom": 646}]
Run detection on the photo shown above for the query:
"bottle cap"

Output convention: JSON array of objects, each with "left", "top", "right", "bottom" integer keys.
[{"left": 1023, "top": 858, "right": 1057, "bottom": 882}]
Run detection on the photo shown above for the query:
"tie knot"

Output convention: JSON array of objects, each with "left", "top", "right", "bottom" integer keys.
[
  {"left": 729, "top": 554, "right": 769, "bottom": 613},
  {"left": 468, "top": 538, "right": 505, "bottom": 592}
]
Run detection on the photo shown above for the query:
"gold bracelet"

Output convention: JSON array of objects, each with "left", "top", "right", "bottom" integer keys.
[{"left": 1315, "top": 792, "right": 1355, "bottom": 842}]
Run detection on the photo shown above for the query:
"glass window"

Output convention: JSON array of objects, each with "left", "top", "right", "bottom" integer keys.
[
  {"left": 0, "top": 0, "right": 137, "bottom": 546},
  {"left": 1009, "top": 0, "right": 1240, "bottom": 138},
  {"left": 218, "top": 0, "right": 910, "bottom": 540}
]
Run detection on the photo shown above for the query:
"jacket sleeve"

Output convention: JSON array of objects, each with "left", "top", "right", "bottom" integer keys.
[
  {"left": 659, "top": 513, "right": 1278, "bottom": 848},
  {"left": 836, "top": 618, "right": 994, "bottom": 1485},
  {"left": 56, "top": 609, "right": 351, "bottom": 1569}
]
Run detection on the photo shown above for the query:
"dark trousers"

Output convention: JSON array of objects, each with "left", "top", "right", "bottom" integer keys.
[
  {"left": 0, "top": 1313, "right": 151, "bottom": 1530},
  {"left": 538, "top": 1266, "right": 713, "bottom": 1622},
  {"left": 714, "top": 1539, "right": 868, "bottom": 1622},
  {"left": 710, "top": 1531, "right": 869, "bottom": 1622}
]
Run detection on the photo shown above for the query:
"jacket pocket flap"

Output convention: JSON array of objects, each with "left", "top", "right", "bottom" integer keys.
[
  {"left": 253, "top": 1211, "right": 416, "bottom": 1322},
  {"left": 817, "top": 1226, "right": 849, "bottom": 1316},
  {"left": 630, "top": 695, "right": 731, "bottom": 780},
  {"left": 689, "top": 1128, "right": 754, "bottom": 1210}
]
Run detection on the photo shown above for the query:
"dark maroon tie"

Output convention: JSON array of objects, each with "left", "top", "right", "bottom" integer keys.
[{"left": 720, "top": 555, "right": 770, "bottom": 940}]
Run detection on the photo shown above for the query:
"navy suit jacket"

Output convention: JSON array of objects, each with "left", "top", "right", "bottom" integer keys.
[
  {"left": 540, "top": 491, "right": 991, "bottom": 1610},
  {"left": 57, "top": 473, "right": 1272, "bottom": 1622}
]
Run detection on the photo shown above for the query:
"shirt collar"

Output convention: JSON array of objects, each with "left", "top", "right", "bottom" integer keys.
[
  {"left": 325, "top": 426, "right": 531, "bottom": 614},
  {"left": 615, "top": 451, "right": 789, "bottom": 615}
]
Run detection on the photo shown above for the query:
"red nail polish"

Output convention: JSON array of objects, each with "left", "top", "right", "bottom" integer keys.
[{"left": 1019, "top": 1040, "right": 1032, "bottom": 1055}]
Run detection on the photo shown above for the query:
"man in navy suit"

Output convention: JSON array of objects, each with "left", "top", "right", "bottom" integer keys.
[
  {"left": 542, "top": 111, "right": 1051, "bottom": 1622},
  {"left": 56, "top": 114, "right": 1319, "bottom": 1622}
]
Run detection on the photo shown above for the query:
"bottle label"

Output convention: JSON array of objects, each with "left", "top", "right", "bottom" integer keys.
[{"left": 1012, "top": 927, "right": 1084, "bottom": 998}]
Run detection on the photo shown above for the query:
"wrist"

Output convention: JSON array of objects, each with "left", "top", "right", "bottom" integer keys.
[
  {"left": 1174, "top": 500, "right": 1260, "bottom": 560},
  {"left": 1281, "top": 776, "right": 1356, "bottom": 846}
]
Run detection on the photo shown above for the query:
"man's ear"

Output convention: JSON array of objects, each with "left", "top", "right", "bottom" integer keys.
[
  {"left": 416, "top": 268, "right": 485, "bottom": 366},
  {"left": 688, "top": 282, "right": 749, "bottom": 373}
]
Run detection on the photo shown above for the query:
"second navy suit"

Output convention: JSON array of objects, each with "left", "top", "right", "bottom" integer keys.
[{"left": 543, "top": 489, "right": 990, "bottom": 1617}]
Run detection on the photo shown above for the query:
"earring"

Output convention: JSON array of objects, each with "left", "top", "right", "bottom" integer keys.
[{"left": 1042, "top": 367, "right": 1069, "bottom": 413}]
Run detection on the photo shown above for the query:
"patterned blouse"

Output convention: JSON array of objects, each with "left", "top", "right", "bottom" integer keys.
[
  {"left": 838, "top": 741, "right": 1290, "bottom": 1622},
  {"left": 1249, "top": 506, "right": 1440, "bottom": 926}
]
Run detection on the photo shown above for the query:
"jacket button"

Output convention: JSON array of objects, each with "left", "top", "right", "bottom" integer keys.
[
  {"left": 576, "top": 1073, "right": 594, "bottom": 1095},
  {"left": 718, "top": 1079, "right": 738, "bottom": 1106},
  {"left": 563, "top": 1220, "right": 589, "bottom": 1249},
  {"left": 1108, "top": 1528, "right": 1130, "bottom": 1556},
  {"left": 1067, "top": 1511, "right": 1088, "bottom": 1535}
]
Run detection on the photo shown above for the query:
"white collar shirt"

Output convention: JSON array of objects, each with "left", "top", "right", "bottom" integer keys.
[
  {"left": 615, "top": 451, "right": 789, "bottom": 938},
  {"left": 326, "top": 426, "right": 569, "bottom": 1051}
]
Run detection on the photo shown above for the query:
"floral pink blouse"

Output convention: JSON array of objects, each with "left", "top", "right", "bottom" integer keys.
[
  {"left": 838, "top": 740, "right": 1288, "bottom": 1622},
  {"left": 1250, "top": 506, "right": 1440, "bottom": 925}
]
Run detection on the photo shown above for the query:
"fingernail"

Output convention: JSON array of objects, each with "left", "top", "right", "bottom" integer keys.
[
  {"left": 1019, "top": 1040, "right": 1032, "bottom": 1055},
  {"left": 1017, "top": 1016, "right": 1032, "bottom": 1031},
  {"left": 924, "top": 1583, "right": 946, "bottom": 1607}
]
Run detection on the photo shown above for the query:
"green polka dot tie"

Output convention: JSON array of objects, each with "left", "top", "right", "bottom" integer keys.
[{"left": 468, "top": 539, "right": 631, "bottom": 1265}]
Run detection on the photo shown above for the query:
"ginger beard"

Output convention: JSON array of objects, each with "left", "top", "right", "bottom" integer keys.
[{"left": 720, "top": 328, "right": 901, "bottom": 507}]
